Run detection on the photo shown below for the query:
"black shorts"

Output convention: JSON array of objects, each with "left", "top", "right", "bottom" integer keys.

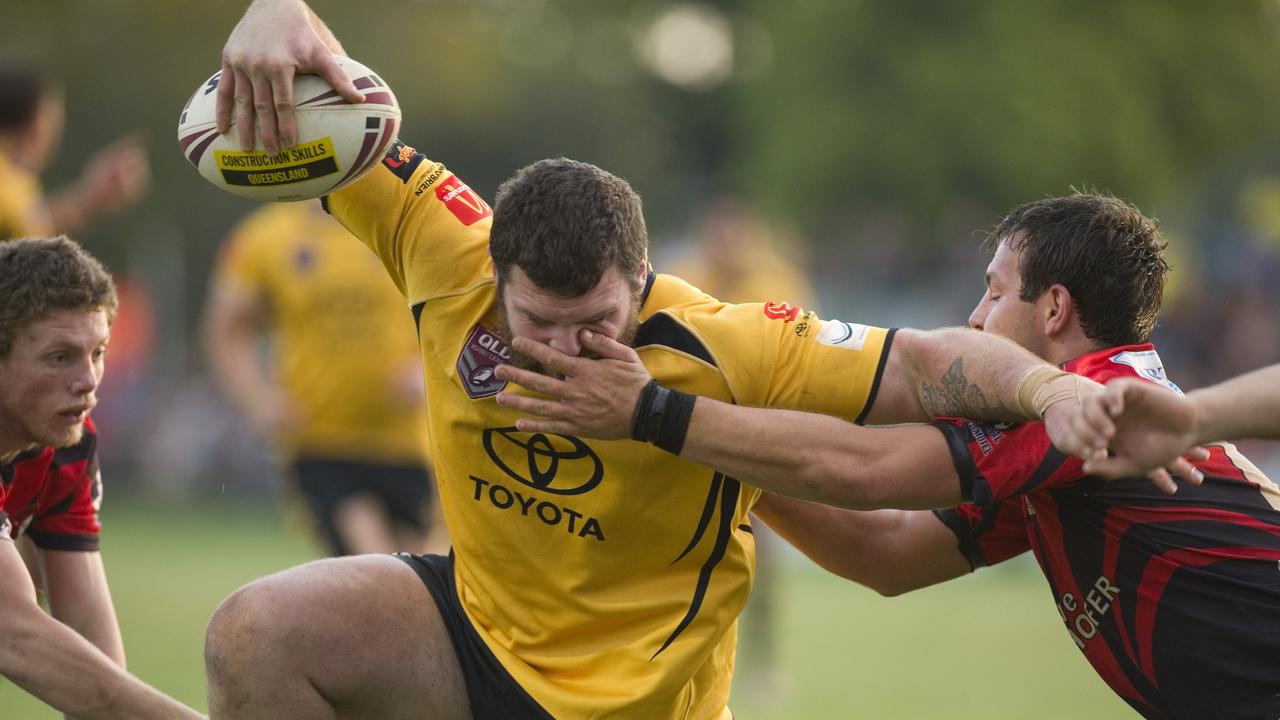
[
  {"left": 292, "top": 457, "right": 434, "bottom": 556},
  {"left": 396, "top": 552, "right": 552, "bottom": 720}
]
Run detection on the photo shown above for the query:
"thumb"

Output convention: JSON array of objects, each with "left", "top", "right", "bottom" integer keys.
[{"left": 580, "top": 328, "right": 640, "bottom": 362}]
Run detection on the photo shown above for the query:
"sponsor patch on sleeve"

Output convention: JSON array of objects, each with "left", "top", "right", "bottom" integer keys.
[
  {"left": 762, "top": 301, "right": 801, "bottom": 322},
  {"left": 381, "top": 140, "right": 426, "bottom": 184},
  {"left": 815, "top": 319, "right": 870, "bottom": 350},
  {"left": 436, "top": 176, "right": 493, "bottom": 226},
  {"left": 1109, "top": 350, "right": 1183, "bottom": 394}
]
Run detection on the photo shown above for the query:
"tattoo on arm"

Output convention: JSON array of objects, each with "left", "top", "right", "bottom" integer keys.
[{"left": 920, "top": 358, "right": 1018, "bottom": 420}]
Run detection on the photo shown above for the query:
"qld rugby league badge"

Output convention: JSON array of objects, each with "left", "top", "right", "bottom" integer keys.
[{"left": 458, "top": 326, "right": 510, "bottom": 399}]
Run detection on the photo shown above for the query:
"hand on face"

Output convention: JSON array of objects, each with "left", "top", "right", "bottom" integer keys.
[
  {"left": 1045, "top": 378, "right": 1205, "bottom": 494},
  {"left": 216, "top": 0, "right": 364, "bottom": 155},
  {"left": 494, "top": 329, "right": 650, "bottom": 440}
]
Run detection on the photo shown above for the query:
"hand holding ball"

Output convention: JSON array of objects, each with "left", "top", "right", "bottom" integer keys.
[{"left": 177, "top": 56, "right": 399, "bottom": 201}]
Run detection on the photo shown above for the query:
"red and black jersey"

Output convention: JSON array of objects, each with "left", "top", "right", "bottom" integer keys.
[
  {"left": 0, "top": 416, "right": 102, "bottom": 551},
  {"left": 935, "top": 345, "right": 1280, "bottom": 720}
]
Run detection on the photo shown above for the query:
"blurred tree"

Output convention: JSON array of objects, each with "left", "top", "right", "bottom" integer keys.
[{"left": 733, "top": 0, "right": 1280, "bottom": 244}]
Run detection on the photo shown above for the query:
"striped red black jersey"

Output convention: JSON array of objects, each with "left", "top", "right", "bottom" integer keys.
[
  {"left": 0, "top": 416, "right": 103, "bottom": 551},
  {"left": 934, "top": 344, "right": 1280, "bottom": 720}
]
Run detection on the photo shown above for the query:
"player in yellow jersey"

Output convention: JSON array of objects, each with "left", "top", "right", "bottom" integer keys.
[
  {"left": 200, "top": 3, "right": 1102, "bottom": 718},
  {"left": 0, "top": 60, "right": 148, "bottom": 241},
  {"left": 204, "top": 200, "right": 443, "bottom": 556}
]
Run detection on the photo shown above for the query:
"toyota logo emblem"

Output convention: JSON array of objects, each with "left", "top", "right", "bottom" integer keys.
[{"left": 481, "top": 427, "right": 604, "bottom": 496}]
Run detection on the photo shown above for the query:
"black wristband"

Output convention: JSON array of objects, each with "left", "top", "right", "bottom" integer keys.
[
  {"left": 653, "top": 387, "right": 695, "bottom": 456},
  {"left": 629, "top": 378, "right": 696, "bottom": 455},
  {"left": 631, "top": 379, "right": 663, "bottom": 441}
]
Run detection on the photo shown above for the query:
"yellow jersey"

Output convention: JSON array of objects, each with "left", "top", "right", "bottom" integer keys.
[
  {"left": 0, "top": 151, "right": 53, "bottom": 240},
  {"left": 327, "top": 143, "right": 892, "bottom": 719},
  {"left": 212, "top": 201, "right": 429, "bottom": 465}
]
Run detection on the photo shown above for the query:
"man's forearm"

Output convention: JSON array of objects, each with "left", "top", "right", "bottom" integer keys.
[
  {"left": 679, "top": 399, "right": 961, "bottom": 511},
  {"left": 753, "top": 495, "right": 971, "bottom": 596},
  {"left": 1191, "top": 363, "right": 1280, "bottom": 444},
  {"left": 884, "top": 327, "right": 1097, "bottom": 424},
  {"left": 46, "top": 550, "right": 127, "bottom": 668},
  {"left": 2, "top": 608, "right": 202, "bottom": 720},
  {"left": 682, "top": 400, "right": 859, "bottom": 506}
]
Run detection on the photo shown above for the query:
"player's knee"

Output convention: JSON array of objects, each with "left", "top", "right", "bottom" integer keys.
[{"left": 205, "top": 578, "right": 290, "bottom": 683}]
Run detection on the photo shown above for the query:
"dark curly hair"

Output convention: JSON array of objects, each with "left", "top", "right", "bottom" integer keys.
[
  {"left": 986, "top": 192, "right": 1169, "bottom": 346},
  {"left": 489, "top": 158, "right": 647, "bottom": 297}
]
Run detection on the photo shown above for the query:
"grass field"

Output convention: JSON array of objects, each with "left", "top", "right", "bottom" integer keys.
[{"left": 1, "top": 499, "right": 1132, "bottom": 719}]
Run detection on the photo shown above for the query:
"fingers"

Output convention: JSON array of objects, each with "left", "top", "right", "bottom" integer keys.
[
  {"left": 514, "top": 418, "right": 577, "bottom": 435},
  {"left": 495, "top": 391, "right": 564, "bottom": 419},
  {"left": 1102, "top": 383, "right": 1127, "bottom": 417},
  {"left": 269, "top": 72, "right": 298, "bottom": 149},
  {"left": 1146, "top": 468, "right": 1179, "bottom": 495},
  {"left": 233, "top": 68, "right": 256, "bottom": 151},
  {"left": 216, "top": 63, "right": 235, "bottom": 134},
  {"left": 315, "top": 51, "right": 364, "bottom": 104},
  {"left": 494, "top": 364, "right": 571, "bottom": 399},
  {"left": 251, "top": 73, "right": 281, "bottom": 156},
  {"left": 1082, "top": 455, "right": 1138, "bottom": 480},
  {"left": 1080, "top": 394, "right": 1116, "bottom": 446},
  {"left": 579, "top": 329, "right": 641, "bottom": 363},
  {"left": 1167, "top": 457, "right": 1204, "bottom": 486},
  {"left": 1185, "top": 446, "right": 1211, "bottom": 462},
  {"left": 510, "top": 337, "right": 583, "bottom": 377}
]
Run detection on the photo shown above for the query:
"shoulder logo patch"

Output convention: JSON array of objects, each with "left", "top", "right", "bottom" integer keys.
[
  {"left": 381, "top": 140, "right": 425, "bottom": 184},
  {"left": 762, "top": 301, "right": 800, "bottom": 322},
  {"left": 458, "top": 325, "right": 510, "bottom": 398},
  {"left": 436, "top": 176, "right": 493, "bottom": 226},
  {"left": 815, "top": 319, "right": 870, "bottom": 350},
  {"left": 1110, "top": 350, "right": 1182, "bottom": 395}
]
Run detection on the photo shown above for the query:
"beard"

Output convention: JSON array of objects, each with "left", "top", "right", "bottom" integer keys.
[
  {"left": 496, "top": 291, "right": 643, "bottom": 377},
  {"left": 34, "top": 414, "right": 87, "bottom": 449}
]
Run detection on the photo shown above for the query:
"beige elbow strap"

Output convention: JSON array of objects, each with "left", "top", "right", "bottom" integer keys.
[{"left": 1015, "top": 365, "right": 1100, "bottom": 420}]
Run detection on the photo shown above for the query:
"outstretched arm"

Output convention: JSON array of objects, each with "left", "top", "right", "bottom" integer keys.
[
  {"left": 753, "top": 494, "right": 970, "bottom": 597},
  {"left": 0, "top": 539, "right": 205, "bottom": 720},
  {"left": 46, "top": 136, "right": 149, "bottom": 236},
  {"left": 495, "top": 329, "right": 1193, "bottom": 495},
  {"left": 1055, "top": 363, "right": 1280, "bottom": 478},
  {"left": 216, "top": 0, "right": 364, "bottom": 155},
  {"left": 861, "top": 327, "right": 1096, "bottom": 426},
  {"left": 497, "top": 331, "right": 962, "bottom": 511}
]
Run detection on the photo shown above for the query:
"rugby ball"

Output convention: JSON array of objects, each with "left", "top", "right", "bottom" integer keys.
[{"left": 177, "top": 56, "right": 400, "bottom": 202}]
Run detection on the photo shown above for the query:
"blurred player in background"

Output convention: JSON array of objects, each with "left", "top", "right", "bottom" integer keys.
[
  {"left": 204, "top": 199, "right": 445, "bottom": 557},
  {"left": 1059, "top": 362, "right": 1280, "bottom": 477},
  {"left": 669, "top": 195, "right": 819, "bottom": 698},
  {"left": 0, "top": 59, "right": 148, "bottom": 241},
  {"left": 500, "top": 193, "right": 1280, "bottom": 719},
  {"left": 0, "top": 237, "right": 204, "bottom": 719}
]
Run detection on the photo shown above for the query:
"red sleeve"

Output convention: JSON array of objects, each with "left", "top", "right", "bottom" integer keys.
[
  {"left": 933, "top": 501, "right": 1030, "bottom": 568},
  {"left": 27, "top": 419, "right": 102, "bottom": 551},
  {"left": 934, "top": 418, "right": 1083, "bottom": 507}
]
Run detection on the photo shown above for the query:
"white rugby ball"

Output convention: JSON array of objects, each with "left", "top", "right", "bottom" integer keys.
[{"left": 177, "top": 56, "right": 400, "bottom": 202}]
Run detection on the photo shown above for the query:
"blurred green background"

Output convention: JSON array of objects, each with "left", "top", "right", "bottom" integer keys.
[{"left": 4, "top": 1, "right": 1280, "bottom": 717}]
